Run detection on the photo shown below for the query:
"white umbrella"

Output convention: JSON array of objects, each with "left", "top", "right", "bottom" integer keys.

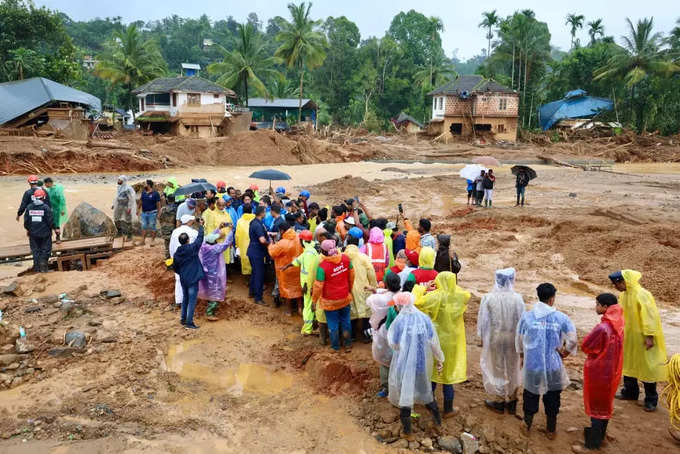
[{"left": 459, "top": 164, "right": 487, "bottom": 181}]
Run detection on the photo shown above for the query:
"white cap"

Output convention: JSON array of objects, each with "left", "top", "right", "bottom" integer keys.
[
  {"left": 344, "top": 216, "right": 356, "bottom": 226},
  {"left": 181, "top": 214, "right": 194, "bottom": 225}
]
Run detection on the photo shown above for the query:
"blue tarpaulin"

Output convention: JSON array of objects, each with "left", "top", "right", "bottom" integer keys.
[{"left": 539, "top": 90, "right": 613, "bottom": 131}]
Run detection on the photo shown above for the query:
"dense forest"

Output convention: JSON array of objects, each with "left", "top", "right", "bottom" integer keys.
[{"left": 1, "top": 0, "right": 679, "bottom": 134}]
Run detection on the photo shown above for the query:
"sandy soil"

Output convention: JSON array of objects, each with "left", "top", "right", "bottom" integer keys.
[{"left": 0, "top": 159, "right": 679, "bottom": 453}]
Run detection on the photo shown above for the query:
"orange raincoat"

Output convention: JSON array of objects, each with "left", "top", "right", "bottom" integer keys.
[{"left": 268, "top": 229, "right": 303, "bottom": 299}]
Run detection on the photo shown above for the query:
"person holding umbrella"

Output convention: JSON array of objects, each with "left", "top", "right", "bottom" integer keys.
[{"left": 511, "top": 166, "right": 537, "bottom": 207}]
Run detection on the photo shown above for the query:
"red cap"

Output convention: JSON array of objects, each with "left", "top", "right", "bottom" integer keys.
[
  {"left": 216, "top": 181, "right": 226, "bottom": 189},
  {"left": 405, "top": 249, "right": 419, "bottom": 267},
  {"left": 299, "top": 230, "right": 313, "bottom": 241},
  {"left": 28, "top": 175, "right": 39, "bottom": 184},
  {"left": 249, "top": 184, "right": 259, "bottom": 191},
  {"left": 33, "top": 188, "right": 46, "bottom": 199}
]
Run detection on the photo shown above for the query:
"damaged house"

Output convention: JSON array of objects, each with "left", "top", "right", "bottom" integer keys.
[
  {"left": 427, "top": 75, "right": 518, "bottom": 142},
  {"left": 0, "top": 77, "right": 101, "bottom": 140},
  {"left": 133, "top": 76, "right": 241, "bottom": 137}
]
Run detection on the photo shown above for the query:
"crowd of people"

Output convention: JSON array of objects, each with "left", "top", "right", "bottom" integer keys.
[{"left": 16, "top": 173, "right": 680, "bottom": 449}]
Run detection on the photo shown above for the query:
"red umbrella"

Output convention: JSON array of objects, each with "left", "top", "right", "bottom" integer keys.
[{"left": 473, "top": 156, "right": 501, "bottom": 167}]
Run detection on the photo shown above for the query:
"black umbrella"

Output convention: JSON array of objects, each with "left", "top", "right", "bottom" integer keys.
[
  {"left": 173, "top": 181, "right": 217, "bottom": 197},
  {"left": 511, "top": 165, "right": 537, "bottom": 180},
  {"left": 249, "top": 169, "right": 292, "bottom": 192}
]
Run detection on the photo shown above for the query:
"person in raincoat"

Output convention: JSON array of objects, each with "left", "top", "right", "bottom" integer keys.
[
  {"left": 610, "top": 270, "right": 667, "bottom": 411},
  {"left": 366, "top": 272, "right": 402, "bottom": 397},
  {"left": 170, "top": 215, "right": 199, "bottom": 306},
  {"left": 388, "top": 291, "right": 444, "bottom": 441},
  {"left": 283, "top": 230, "right": 322, "bottom": 337},
  {"left": 383, "top": 249, "right": 415, "bottom": 289},
  {"left": 414, "top": 271, "right": 470, "bottom": 418},
  {"left": 381, "top": 219, "right": 395, "bottom": 268},
  {"left": 164, "top": 177, "right": 184, "bottom": 202},
  {"left": 235, "top": 204, "right": 256, "bottom": 275},
  {"left": 268, "top": 223, "right": 303, "bottom": 315},
  {"left": 516, "top": 283, "right": 577, "bottom": 440},
  {"left": 403, "top": 218, "right": 421, "bottom": 266},
  {"left": 112, "top": 175, "right": 136, "bottom": 240},
  {"left": 477, "top": 268, "right": 525, "bottom": 415},
  {"left": 571, "top": 293, "right": 624, "bottom": 453},
  {"left": 345, "top": 235, "right": 378, "bottom": 343},
  {"left": 203, "top": 198, "right": 234, "bottom": 264},
  {"left": 312, "top": 239, "right": 355, "bottom": 352},
  {"left": 198, "top": 226, "right": 234, "bottom": 320},
  {"left": 43, "top": 177, "right": 67, "bottom": 237},
  {"left": 434, "top": 234, "right": 460, "bottom": 275},
  {"left": 360, "top": 227, "right": 389, "bottom": 282},
  {"left": 406, "top": 247, "right": 438, "bottom": 285}
]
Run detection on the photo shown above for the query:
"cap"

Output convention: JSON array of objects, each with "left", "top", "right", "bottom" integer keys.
[
  {"left": 249, "top": 184, "right": 259, "bottom": 191},
  {"left": 216, "top": 181, "right": 226, "bottom": 189},
  {"left": 299, "top": 230, "right": 313, "bottom": 241},
  {"left": 33, "top": 188, "right": 46, "bottom": 199},
  {"left": 186, "top": 199, "right": 196, "bottom": 208},
  {"left": 180, "top": 214, "right": 194, "bottom": 224},
  {"left": 344, "top": 216, "right": 356, "bottom": 226},
  {"left": 275, "top": 186, "right": 286, "bottom": 194},
  {"left": 386, "top": 221, "right": 396, "bottom": 230},
  {"left": 300, "top": 190, "right": 310, "bottom": 198},
  {"left": 608, "top": 271, "right": 624, "bottom": 283},
  {"left": 28, "top": 175, "right": 39, "bottom": 184}
]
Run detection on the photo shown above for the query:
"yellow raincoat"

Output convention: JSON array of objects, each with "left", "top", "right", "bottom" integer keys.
[
  {"left": 415, "top": 271, "right": 470, "bottom": 384},
  {"left": 235, "top": 213, "right": 255, "bottom": 275},
  {"left": 619, "top": 269, "right": 667, "bottom": 382},
  {"left": 344, "top": 244, "right": 378, "bottom": 319},
  {"left": 202, "top": 207, "right": 233, "bottom": 264}
]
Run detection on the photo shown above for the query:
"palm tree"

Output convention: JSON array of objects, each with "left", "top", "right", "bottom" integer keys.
[
  {"left": 595, "top": 17, "right": 679, "bottom": 130},
  {"left": 427, "top": 16, "right": 444, "bottom": 82},
  {"left": 414, "top": 50, "right": 457, "bottom": 88},
  {"left": 5, "top": 48, "right": 43, "bottom": 80},
  {"left": 207, "top": 22, "right": 280, "bottom": 106},
  {"left": 275, "top": 2, "right": 327, "bottom": 122},
  {"left": 565, "top": 13, "right": 585, "bottom": 48},
  {"left": 95, "top": 24, "right": 167, "bottom": 119},
  {"left": 479, "top": 10, "right": 499, "bottom": 58},
  {"left": 587, "top": 19, "right": 605, "bottom": 45}
]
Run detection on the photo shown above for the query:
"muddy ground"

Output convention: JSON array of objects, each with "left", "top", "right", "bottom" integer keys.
[{"left": 0, "top": 161, "right": 679, "bottom": 453}]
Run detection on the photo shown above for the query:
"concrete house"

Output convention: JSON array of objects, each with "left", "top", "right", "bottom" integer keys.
[
  {"left": 427, "top": 75, "right": 518, "bottom": 142},
  {"left": 132, "top": 76, "right": 238, "bottom": 137}
]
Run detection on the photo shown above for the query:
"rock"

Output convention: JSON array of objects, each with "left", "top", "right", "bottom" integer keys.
[
  {"left": 408, "top": 440, "right": 420, "bottom": 450},
  {"left": 461, "top": 432, "right": 479, "bottom": 454},
  {"left": 88, "top": 320, "right": 102, "bottom": 327},
  {"left": 0, "top": 323, "right": 21, "bottom": 345},
  {"left": 24, "top": 306, "right": 41, "bottom": 314},
  {"left": 0, "top": 354, "right": 23, "bottom": 367},
  {"left": 60, "top": 301, "right": 75, "bottom": 317},
  {"left": 421, "top": 437, "right": 434, "bottom": 450},
  {"left": 64, "top": 331, "right": 87, "bottom": 349},
  {"left": 47, "top": 347, "right": 77, "bottom": 357},
  {"left": 566, "top": 426, "right": 579, "bottom": 433},
  {"left": 6, "top": 362, "right": 20, "bottom": 370},
  {"left": 1, "top": 345, "right": 13, "bottom": 353},
  {"left": 380, "top": 409, "right": 399, "bottom": 424},
  {"left": 63, "top": 202, "right": 117, "bottom": 239},
  {"left": 438, "top": 436, "right": 462, "bottom": 453},
  {"left": 1, "top": 281, "right": 22, "bottom": 296},
  {"left": 568, "top": 378, "right": 583, "bottom": 390},
  {"left": 100, "top": 289, "right": 122, "bottom": 299},
  {"left": 392, "top": 439, "right": 409, "bottom": 449},
  {"left": 15, "top": 337, "right": 34, "bottom": 354},
  {"left": 0, "top": 301, "right": 7, "bottom": 311},
  {"left": 568, "top": 192, "right": 577, "bottom": 198},
  {"left": 37, "top": 295, "right": 59, "bottom": 304}
]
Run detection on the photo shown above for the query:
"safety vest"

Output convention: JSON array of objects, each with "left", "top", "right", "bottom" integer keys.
[{"left": 367, "top": 243, "right": 387, "bottom": 282}]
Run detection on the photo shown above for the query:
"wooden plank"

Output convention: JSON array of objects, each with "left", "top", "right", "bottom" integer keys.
[{"left": 0, "top": 236, "right": 112, "bottom": 260}]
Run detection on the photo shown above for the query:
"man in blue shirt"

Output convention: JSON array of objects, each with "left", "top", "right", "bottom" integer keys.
[
  {"left": 247, "top": 206, "right": 270, "bottom": 305},
  {"left": 173, "top": 223, "right": 205, "bottom": 329},
  {"left": 139, "top": 179, "right": 161, "bottom": 245},
  {"left": 516, "top": 283, "right": 577, "bottom": 440}
]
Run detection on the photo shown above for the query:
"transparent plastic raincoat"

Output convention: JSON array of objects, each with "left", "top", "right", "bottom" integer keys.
[
  {"left": 366, "top": 289, "right": 397, "bottom": 366},
  {"left": 198, "top": 229, "right": 234, "bottom": 302},
  {"left": 619, "top": 270, "right": 668, "bottom": 382},
  {"left": 344, "top": 244, "right": 378, "bottom": 319},
  {"left": 234, "top": 213, "right": 255, "bottom": 275},
  {"left": 477, "top": 268, "right": 526, "bottom": 397},
  {"left": 414, "top": 271, "right": 470, "bottom": 384},
  {"left": 516, "top": 301, "right": 577, "bottom": 395},
  {"left": 268, "top": 229, "right": 303, "bottom": 299},
  {"left": 388, "top": 294, "right": 445, "bottom": 408},
  {"left": 112, "top": 175, "right": 137, "bottom": 222},
  {"left": 582, "top": 303, "right": 624, "bottom": 419}
]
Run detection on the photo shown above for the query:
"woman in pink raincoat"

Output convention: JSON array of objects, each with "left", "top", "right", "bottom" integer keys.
[{"left": 198, "top": 226, "right": 233, "bottom": 320}]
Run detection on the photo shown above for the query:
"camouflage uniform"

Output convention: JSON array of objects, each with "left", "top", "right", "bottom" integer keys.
[{"left": 159, "top": 203, "right": 177, "bottom": 258}]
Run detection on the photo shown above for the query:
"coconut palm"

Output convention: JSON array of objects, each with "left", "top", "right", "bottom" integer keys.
[
  {"left": 95, "top": 24, "right": 167, "bottom": 118},
  {"left": 4, "top": 48, "right": 43, "bottom": 80},
  {"left": 414, "top": 50, "right": 457, "bottom": 88},
  {"left": 588, "top": 19, "right": 605, "bottom": 45},
  {"left": 479, "top": 10, "right": 499, "bottom": 58},
  {"left": 275, "top": 2, "right": 327, "bottom": 122},
  {"left": 565, "top": 13, "right": 585, "bottom": 48},
  {"left": 207, "top": 22, "right": 280, "bottom": 105}
]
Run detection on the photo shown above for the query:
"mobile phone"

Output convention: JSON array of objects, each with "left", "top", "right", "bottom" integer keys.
[
  {"left": 355, "top": 195, "right": 360, "bottom": 203},
  {"left": 398, "top": 203, "right": 403, "bottom": 214}
]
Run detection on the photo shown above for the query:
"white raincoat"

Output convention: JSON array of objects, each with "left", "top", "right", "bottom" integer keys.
[
  {"left": 388, "top": 294, "right": 445, "bottom": 408},
  {"left": 366, "top": 289, "right": 396, "bottom": 367},
  {"left": 516, "top": 300, "right": 577, "bottom": 395},
  {"left": 477, "top": 268, "right": 526, "bottom": 398},
  {"left": 112, "top": 175, "right": 137, "bottom": 222}
]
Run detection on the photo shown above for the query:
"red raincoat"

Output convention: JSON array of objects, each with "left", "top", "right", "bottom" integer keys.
[{"left": 581, "top": 304, "right": 624, "bottom": 419}]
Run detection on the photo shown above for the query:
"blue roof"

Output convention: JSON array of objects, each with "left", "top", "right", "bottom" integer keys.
[
  {"left": 0, "top": 77, "right": 101, "bottom": 126},
  {"left": 539, "top": 90, "right": 613, "bottom": 130}
]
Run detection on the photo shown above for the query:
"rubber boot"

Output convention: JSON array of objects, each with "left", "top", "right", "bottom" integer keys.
[
  {"left": 400, "top": 408, "right": 415, "bottom": 441},
  {"left": 319, "top": 323, "right": 328, "bottom": 345},
  {"left": 426, "top": 401, "right": 442, "bottom": 426},
  {"left": 206, "top": 301, "right": 219, "bottom": 320},
  {"left": 360, "top": 318, "right": 372, "bottom": 344},
  {"left": 546, "top": 414, "right": 557, "bottom": 440},
  {"left": 506, "top": 400, "right": 518, "bottom": 415},
  {"left": 516, "top": 196, "right": 520, "bottom": 206},
  {"left": 489, "top": 200, "right": 492, "bottom": 207},
  {"left": 39, "top": 260, "right": 49, "bottom": 273},
  {"left": 288, "top": 299, "right": 297, "bottom": 316},
  {"left": 484, "top": 400, "right": 505, "bottom": 414}
]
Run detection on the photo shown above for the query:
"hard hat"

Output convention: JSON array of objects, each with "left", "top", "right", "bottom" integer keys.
[
  {"left": 33, "top": 189, "right": 47, "bottom": 199},
  {"left": 28, "top": 175, "right": 39, "bottom": 184},
  {"left": 348, "top": 227, "right": 363, "bottom": 239},
  {"left": 275, "top": 186, "right": 286, "bottom": 194},
  {"left": 300, "top": 190, "right": 310, "bottom": 198},
  {"left": 216, "top": 181, "right": 226, "bottom": 189},
  {"left": 299, "top": 230, "right": 313, "bottom": 241}
]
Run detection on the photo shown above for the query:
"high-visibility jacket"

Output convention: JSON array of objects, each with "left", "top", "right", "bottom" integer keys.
[{"left": 367, "top": 242, "right": 387, "bottom": 282}]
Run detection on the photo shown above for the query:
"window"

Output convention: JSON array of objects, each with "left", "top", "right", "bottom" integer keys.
[
  {"left": 439, "top": 97, "right": 443, "bottom": 110},
  {"left": 214, "top": 94, "right": 219, "bottom": 99},
  {"left": 499, "top": 98, "right": 507, "bottom": 110},
  {"left": 187, "top": 93, "right": 201, "bottom": 105},
  {"left": 497, "top": 124, "right": 506, "bottom": 133},
  {"left": 140, "top": 98, "right": 145, "bottom": 111},
  {"left": 145, "top": 93, "right": 170, "bottom": 106},
  {"left": 172, "top": 93, "right": 177, "bottom": 106}
]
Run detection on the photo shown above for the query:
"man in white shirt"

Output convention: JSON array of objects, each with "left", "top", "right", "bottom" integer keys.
[{"left": 170, "top": 214, "right": 199, "bottom": 305}]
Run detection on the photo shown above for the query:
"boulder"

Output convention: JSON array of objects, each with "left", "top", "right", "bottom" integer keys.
[
  {"left": 461, "top": 433, "right": 479, "bottom": 454},
  {"left": 62, "top": 202, "right": 116, "bottom": 240},
  {"left": 438, "top": 436, "right": 462, "bottom": 454},
  {"left": 64, "top": 330, "right": 87, "bottom": 349}
]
